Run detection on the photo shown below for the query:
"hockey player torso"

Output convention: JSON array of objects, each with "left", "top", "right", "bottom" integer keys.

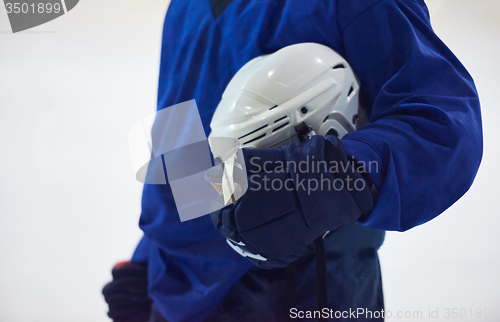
[{"left": 137, "top": 0, "right": 482, "bottom": 321}]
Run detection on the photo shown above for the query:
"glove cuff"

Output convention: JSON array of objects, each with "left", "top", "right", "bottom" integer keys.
[{"left": 283, "top": 135, "right": 374, "bottom": 231}]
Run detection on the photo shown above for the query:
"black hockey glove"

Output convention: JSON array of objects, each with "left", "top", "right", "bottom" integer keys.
[
  {"left": 210, "top": 135, "right": 374, "bottom": 269},
  {"left": 102, "top": 261, "right": 152, "bottom": 322}
]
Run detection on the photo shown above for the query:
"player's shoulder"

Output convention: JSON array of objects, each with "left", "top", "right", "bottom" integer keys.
[{"left": 336, "top": 0, "right": 427, "bottom": 30}]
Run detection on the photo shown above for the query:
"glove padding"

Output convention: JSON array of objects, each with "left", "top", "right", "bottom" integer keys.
[
  {"left": 210, "top": 135, "right": 374, "bottom": 269},
  {"left": 102, "top": 261, "right": 152, "bottom": 322}
]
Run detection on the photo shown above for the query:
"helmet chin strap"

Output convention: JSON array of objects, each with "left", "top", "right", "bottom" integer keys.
[{"left": 292, "top": 122, "right": 329, "bottom": 321}]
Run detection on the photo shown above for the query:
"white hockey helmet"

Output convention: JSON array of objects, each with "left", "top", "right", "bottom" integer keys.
[{"left": 209, "top": 42, "right": 360, "bottom": 157}]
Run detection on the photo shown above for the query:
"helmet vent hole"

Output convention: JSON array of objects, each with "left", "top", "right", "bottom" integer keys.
[
  {"left": 273, "top": 122, "right": 290, "bottom": 133},
  {"left": 269, "top": 105, "right": 278, "bottom": 110},
  {"left": 348, "top": 86, "right": 354, "bottom": 97},
  {"left": 238, "top": 124, "right": 268, "bottom": 140},
  {"left": 332, "top": 64, "right": 345, "bottom": 70},
  {"left": 274, "top": 116, "right": 287, "bottom": 123},
  {"left": 243, "top": 134, "right": 266, "bottom": 145},
  {"left": 301, "top": 107, "right": 308, "bottom": 114}
]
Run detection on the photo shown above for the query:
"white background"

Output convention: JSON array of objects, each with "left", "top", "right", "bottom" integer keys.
[{"left": 0, "top": 1, "right": 499, "bottom": 321}]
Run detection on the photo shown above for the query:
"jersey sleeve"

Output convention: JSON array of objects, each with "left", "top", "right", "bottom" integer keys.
[
  {"left": 337, "top": 0, "right": 483, "bottom": 231},
  {"left": 131, "top": 235, "right": 152, "bottom": 265}
]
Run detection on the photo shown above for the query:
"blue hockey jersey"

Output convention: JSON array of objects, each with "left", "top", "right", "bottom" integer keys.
[{"left": 132, "top": 0, "right": 483, "bottom": 321}]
